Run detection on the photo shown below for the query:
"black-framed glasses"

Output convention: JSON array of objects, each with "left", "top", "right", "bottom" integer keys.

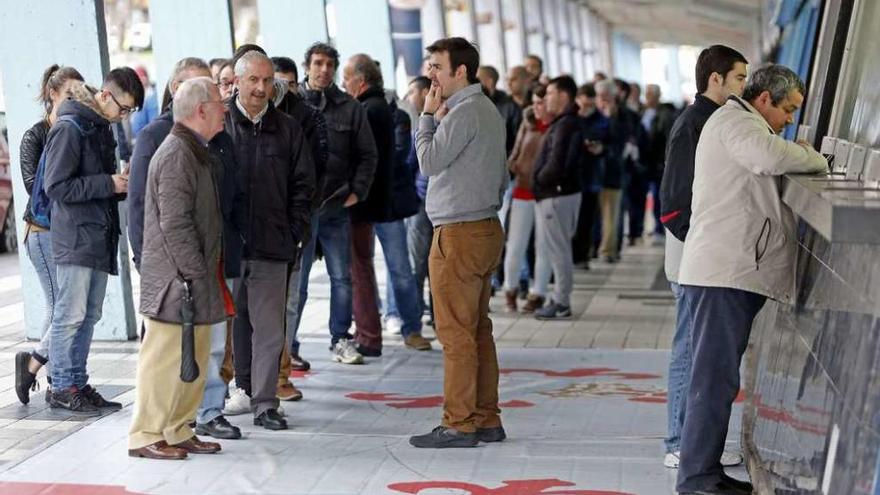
[{"left": 108, "top": 91, "right": 135, "bottom": 116}]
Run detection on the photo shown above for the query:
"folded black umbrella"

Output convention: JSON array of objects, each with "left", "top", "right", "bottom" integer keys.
[{"left": 180, "top": 280, "right": 199, "bottom": 383}]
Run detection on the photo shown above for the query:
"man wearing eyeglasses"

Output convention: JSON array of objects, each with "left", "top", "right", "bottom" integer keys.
[{"left": 43, "top": 67, "right": 144, "bottom": 416}]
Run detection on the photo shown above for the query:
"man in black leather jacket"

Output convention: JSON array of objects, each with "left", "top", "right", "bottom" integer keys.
[{"left": 225, "top": 51, "right": 315, "bottom": 431}]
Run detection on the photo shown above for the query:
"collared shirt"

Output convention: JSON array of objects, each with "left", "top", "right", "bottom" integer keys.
[{"left": 235, "top": 97, "right": 268, "bottom": 124}]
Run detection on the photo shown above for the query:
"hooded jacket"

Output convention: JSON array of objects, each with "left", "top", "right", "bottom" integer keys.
[
  {"left": 678, "top": 95, "right": 827, "bottom": 302},
  {"left": 531, "top": 104, "right": 585, "bottom": 201},
  {"left": 43, "top": 83, "right": 123, "bottom": 275}
]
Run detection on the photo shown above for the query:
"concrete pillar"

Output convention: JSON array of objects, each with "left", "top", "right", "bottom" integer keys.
[
  {"left": 500, "top": 0, "right": 527, "bottom": 69},
  {"left": 446, "top": 0, "right": 478, "bottom": 42},
  {"left": 258, "top": 0, "right": 328, "bottom": 64},
  {"left": 149, "top": 0, "right": 234, "bottom": 95},
  {"left": 474, "top": 0, "right": 508, "bottom": 84},
  {"left": 523, "top": 0, "right": 547, "bottom": 63},
  {"left": 331, "top": 0, "right": 396, "bottom": 89},
  {"left": 0, "top": 0, "right": 137, "bottom": 340},
  {"left": 421, "top": 0, "right": 448, "bottom": 47},
  {"left": 541, "top": 0, "right": 560, "bottom": 76}
]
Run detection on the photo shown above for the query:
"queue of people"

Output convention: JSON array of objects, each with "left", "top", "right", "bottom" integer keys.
[{"left": 10, "top": 34, "right": 825, "bottom": 495}]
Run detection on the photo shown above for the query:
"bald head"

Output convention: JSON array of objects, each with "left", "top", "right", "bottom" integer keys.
[{"left": 507, "top": 65, "right": 530, "bottom": 100}]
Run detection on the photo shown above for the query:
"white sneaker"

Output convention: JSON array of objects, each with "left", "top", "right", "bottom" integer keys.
[
  {"left": 664, "top": 451, "right": 744, "bottom": 469},
  {"left": 277, "top": 404, "right": 286, "bottom": 417},
  {"left": 223, "top": 387, "right": 251, "bottom": 416},
  {"left": 720, "top": 451, "right": 744, "bottom": 467},
  {"left": 332, "top": 339, "right": 364, "bottom": 365},
  {"left": 383, "top": 316, "right": 403, "bottom": 335}
]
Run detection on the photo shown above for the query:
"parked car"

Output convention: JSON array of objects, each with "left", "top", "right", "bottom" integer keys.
[{"left": 0, "top": 130, "right": 17, "bottom": 253}]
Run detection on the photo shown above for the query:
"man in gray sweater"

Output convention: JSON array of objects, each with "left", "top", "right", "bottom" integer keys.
[{"left": 409, "top": 37, "right": 508, "bottom": 449}]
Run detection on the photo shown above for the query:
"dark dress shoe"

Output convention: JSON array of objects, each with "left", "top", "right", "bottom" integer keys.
[
  {"left": 129, "top": 441, "right": 187, "bottom": 460},
  {"left": 172, "top": 436, "right": 221, "bottom": 454},
  {"left": 679, "top": 478, "right": 753, "bottom": 495},
  {"left": 195, "top": 416, "right": 242, "bottom": 440},
  {"left": 356, "top": 344, "right": 382, "bottom": 357},
  {"left": 254, "top": 409, "right": 288, "bottom": 430},
  {"left": 476, "top": 426, "right": 506, "bottom": 443},
  {"left": 289, "top": 352, "right": 311, "bottom": 372},
  {"left": 410, "top": 426, "right": 478, "bottom": 448},
  {"left": 719, "top": 473, "right": 753, "bottom": 493}
]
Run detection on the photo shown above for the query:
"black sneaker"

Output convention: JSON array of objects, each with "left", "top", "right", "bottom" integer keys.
[
  {"left": 81, "top": 385, "right": 122, "bottom": 410},
  {"left": 48, "top": 387, "right": 101, "bottom": 417},
  {"left": 14, "top": 351, "right": 38, "bottom": 405},
  {"left": 409, "top": 426, "right": 478, "bottom": 448},
  {"left": 476, "top": 426, "right": 506, "bottom": 443},
  {"left": 535, "top": 302, "right": 572, "bottom": 320}
]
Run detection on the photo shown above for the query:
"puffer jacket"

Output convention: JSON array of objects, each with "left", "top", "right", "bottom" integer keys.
[
  {"left": 43, "top": 84, "right": 123, "bottom": 275},
  {"left": 300, "top": 81, "right": 377, "bottom": 209},
  {"left": 531, "top": 104, "right": 585, "bottom": 201},
  {"left": 139, "top": 124, "right": 231, "bottom": 324},
  {"left": 678, "top": 95, "right": 827, "bottom": 303},
  {"left": 507, "top": 107, "right": 546, "bottom": 193},
  {"left": 19, "top": 120, "right": 50, "bottom": 225}
]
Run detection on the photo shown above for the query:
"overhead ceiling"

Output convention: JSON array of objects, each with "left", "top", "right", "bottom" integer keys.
[{"left": 584, "top": 0, "right": 764, "bottom": 53}]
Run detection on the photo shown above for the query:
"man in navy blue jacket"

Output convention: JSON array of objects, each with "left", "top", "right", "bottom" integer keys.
[{"left": 44, "top": 68, "right": 143, "bottom": 415}]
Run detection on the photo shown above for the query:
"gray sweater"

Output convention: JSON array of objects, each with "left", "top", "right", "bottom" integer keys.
[{"left": 417, "top": 83, "right": 508, "bottom": 226}]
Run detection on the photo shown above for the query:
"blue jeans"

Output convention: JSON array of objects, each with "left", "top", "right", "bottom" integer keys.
[
  {"left": 665, "top": 282, "right": 692, "bottom": 453},
  {"left": 25, "top": 229, "right": 56, "bottom": 362},
  {"left": 49, "top": 264, "right": 108, "bottom": 391},
  {"left": 197, "top": 280, "right": 232, "bottom": 424},
  {"left": 288, "top": 206, "right": 353, "bottom": 349},
  {"left": 407, "top": 205, "right": 433, "bottom": 315},
  {"left": 375, "top": 220, "right": 422, "bottom": 337}
]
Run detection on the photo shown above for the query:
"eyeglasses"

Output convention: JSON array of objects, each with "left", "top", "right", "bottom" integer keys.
[{"left": 108, "top": 91, "right": 135, "bottom": 116}]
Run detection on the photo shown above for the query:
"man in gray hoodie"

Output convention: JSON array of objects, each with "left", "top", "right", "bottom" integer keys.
[{"left": 409, "top": 37, "right": 508, "bottom": 449}]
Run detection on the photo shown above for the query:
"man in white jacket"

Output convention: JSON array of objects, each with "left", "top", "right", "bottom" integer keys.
[{"left": 675, "top": 65, "right": 827, "bottom": 495}]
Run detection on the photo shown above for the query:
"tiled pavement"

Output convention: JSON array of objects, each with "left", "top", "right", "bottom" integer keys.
[{"left": 0, "top": 242, "right": 748, "bottom": 494}]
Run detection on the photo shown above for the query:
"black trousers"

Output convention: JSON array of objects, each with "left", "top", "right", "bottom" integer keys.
[
  {"left": 572, "top": 190, "right": 599, "bottom": 264},
  {"left": 676, "top": 285, "right": 766, "bottom": 491}
]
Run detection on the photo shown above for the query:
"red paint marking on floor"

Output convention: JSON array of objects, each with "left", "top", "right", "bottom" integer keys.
[
  {"left": 388, "top": 478, "right": 636, "bottom": 495},
  {"left": 0, "top": 482, "right": 145, "bottom": 495},
  {"left": 735, "top": 390, "right": 746, "bottom": 403},
  {"left": 289, "top": 370, "right": 313, "bottom": 379},
  {"left": 629, "top": 396, "right": 667, "bottom": 404},
  {"left": 346, "top": 393, "right": 535, "bottom": 409},
  {"left": 500, "top": 368, "right": 660, "bottom": 380}
]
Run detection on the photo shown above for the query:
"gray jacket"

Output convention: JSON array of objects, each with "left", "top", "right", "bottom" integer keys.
[
  {"left": 139, "top": 124, "right": 230, "bottom": 325},
  {"left": 678, "top": 96, "right": 826, "bottom": 302},
  {"left": 416, "top": 83, "right": 508, "bottom": 226}
]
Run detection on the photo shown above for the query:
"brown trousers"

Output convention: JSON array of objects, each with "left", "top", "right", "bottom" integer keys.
[
  {"left": 429, "top": 217, "right": 504, "bottom": 433},
  {"left": 598, "top": 188, "right": 622, "bottom": 258}
]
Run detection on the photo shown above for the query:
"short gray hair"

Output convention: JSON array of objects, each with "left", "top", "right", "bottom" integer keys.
[
  {"left": 171, "top": 57, "right": 210, "bottom": 86},
  {"left": 595, "top": 79, "right": 617, "bottom": 96},
  {"left": 235, "top": 51, "right": 272, "bottom": 77},
  {"left": 348, "top": 53, "right": 383, "bottom": 88},
  {"left": 173, "top": 77, "right": 217, "bottom": 123},
  {"left": 742, "top": 64, "right": 805, "bottom": 104}
]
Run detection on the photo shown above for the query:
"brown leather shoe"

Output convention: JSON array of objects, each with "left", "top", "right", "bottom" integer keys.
[
  {"left": 277, "top": 382, "right": 303, "bottom": 401},
  {"left": 521, "top": 294, "right": 545, "bottom": 314},
  {"left": 172, "top": 436, "right": 221, "bottom": 454},
  {"left": 404, "top": 334, "right": 433, "bottom": 351},
  {"left": 128, "top": 441, "right": 188, "bottom": 460},
  {"left": 504, "top": 290, "right": 518, "bottom": 312}
]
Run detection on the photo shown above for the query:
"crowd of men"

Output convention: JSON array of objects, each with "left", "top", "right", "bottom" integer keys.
[{"left": 11, "top": 31, "right": 826, "bottom": 495}]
